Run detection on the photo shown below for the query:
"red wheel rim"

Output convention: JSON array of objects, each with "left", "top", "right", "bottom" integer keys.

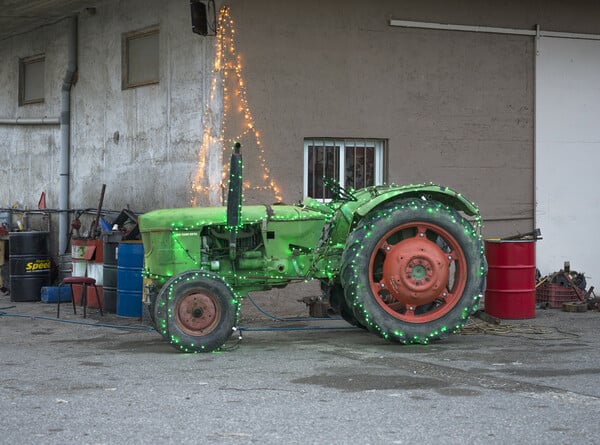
[
  {"left": 368, "top": 221, "right": 467, "bottom": 323},
  {"left": 174, "top": 290, "right": 221, "bottom": 336}
]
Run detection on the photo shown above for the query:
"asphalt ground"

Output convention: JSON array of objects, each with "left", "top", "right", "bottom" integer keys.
[{"left": 1, "top": 290, "right": 600, "bottom": 445}]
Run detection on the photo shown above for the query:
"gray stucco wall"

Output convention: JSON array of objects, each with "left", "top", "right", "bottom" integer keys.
[{"left": 2, "top": 0, "right": 600, "bottom": 254}]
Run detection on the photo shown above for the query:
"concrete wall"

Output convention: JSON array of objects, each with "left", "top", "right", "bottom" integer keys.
[
  {"left": 71, "top": 1, "right": 215, "bottom": 212},
  {"left": 0, "top": 0, "right": 215, "bottom": 223},
  {"left": 0, "top": 20, "right": 65, "bottom": 220},
  {"left": 2, "top": 0, "right": 600, "bottom": 254}
]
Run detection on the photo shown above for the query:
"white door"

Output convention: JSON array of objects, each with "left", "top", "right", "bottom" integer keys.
[{"left": 536, "top": 36, "right": 600, "bottom": 287}]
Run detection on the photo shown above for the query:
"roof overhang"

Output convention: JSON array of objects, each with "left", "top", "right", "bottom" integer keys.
[{"left": 0, "top": 0, "right": 103, "bottom": 41}]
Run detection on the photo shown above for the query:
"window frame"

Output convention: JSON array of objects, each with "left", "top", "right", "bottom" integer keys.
[
  {"left": 121, "top": 25, "right": 160, "bottom": 90},
  {"left": 18, "top": 54, "right": 45, "bottom": 105},
  {"left": 303, "top": 138, "right": 386, "bottom": 200}
]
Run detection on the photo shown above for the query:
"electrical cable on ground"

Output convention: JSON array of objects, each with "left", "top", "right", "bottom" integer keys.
[
  {"left": 0, "top": 310, "right": 155, "bottom": 332},
  {"left": 0, "top": 292, "right": 358, "bottom": 338},
  {"left": 2, "top": 306, "right": 582, "bottom": 350},
  {"left": 238, "top": 325, "right": 358, "bottom": 332},
  {"left": 239, "top": 293, "right": 360, "bottom": 336},
  {"left": 244, "top": 293, "right": 342, "bottom": 322}
]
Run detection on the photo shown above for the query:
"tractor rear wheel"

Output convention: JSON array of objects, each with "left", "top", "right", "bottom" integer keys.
[
  {"left": 340, "top": 199, "right": 486, "bottom": 344},
  {"left": 154, "top": 270, "right": 239, "bottom": 353}
]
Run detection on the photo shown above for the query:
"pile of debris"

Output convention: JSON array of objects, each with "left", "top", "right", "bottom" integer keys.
[{"left": 536, "top": 262, "right": 598, "bottom": 312}]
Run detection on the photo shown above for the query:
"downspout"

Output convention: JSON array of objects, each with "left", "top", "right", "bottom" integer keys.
[{"left": 59, "top": 16, "right": 77, "bottom": 254}]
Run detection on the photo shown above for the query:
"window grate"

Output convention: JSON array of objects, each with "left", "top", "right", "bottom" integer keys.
[{"left": 304, "top": 138, "right": 385, "bottom": 200}]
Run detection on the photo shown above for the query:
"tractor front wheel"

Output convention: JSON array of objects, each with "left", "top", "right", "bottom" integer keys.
[
  {"left": 340, "top": 199, "right": 486, "bottom": 344},
  {"left": 154, "top": 271, "right": 239, "bottom": 353}
]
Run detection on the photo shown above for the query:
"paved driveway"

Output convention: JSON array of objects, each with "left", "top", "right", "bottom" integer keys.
[{"left": 1, "top": 292, "right": 599, "bottom": 444}]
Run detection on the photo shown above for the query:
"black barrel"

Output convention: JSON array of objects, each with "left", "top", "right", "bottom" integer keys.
[
  {"left": 9, "top": 231, "right": 51, "bottom": 302},
  {"left": 102, "top": 234, "right": 121, "bottom": 313}
]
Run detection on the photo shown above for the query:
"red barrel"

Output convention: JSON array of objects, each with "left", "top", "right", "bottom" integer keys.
[
  {"left": 484, "top": 240, "right": 536, "bottom": 319},
  {"left": 71, "top": 239, "right": 104, "bottom": 308}
]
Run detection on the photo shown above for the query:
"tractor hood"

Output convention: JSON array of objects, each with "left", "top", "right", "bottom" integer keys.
[
  {"left": 139, "top": 204, "right": 327, "bottom": 233},
  {"left": 140, "top": 206, "right": 263, "bottom": 232}
]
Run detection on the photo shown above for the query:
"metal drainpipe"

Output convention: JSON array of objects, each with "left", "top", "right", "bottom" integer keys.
[{"left": 59, "top": 16, "right": 77, "bottom": 255}]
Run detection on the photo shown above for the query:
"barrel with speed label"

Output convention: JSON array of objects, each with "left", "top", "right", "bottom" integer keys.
[{"left": 9, "top": 231, "right": 51, "bottom": 302}]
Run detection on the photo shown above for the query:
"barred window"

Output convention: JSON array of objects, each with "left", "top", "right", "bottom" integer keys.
[{"left": 304, "top": 138, "right": 386, "bottom": 200}]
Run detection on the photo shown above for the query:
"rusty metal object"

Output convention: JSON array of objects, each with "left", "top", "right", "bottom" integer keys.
[
  {"left": 175, "top": 291, "right": 221, "bottom": 336},
  {"left": 300, "top": 296, "right": 334, "bottom": 318},
  {"left": 562, "top": 301, "right": 587, "bottom": 313},
  {"left": 501, "top": 228, "right": 542, "bottom": 241},
  {"left": 89, "top": 184, "right": 106, "bottom": 238}
]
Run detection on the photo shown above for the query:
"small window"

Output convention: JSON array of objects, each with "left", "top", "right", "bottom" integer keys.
[
  {"left": 122, "top": 25, "right": 159, "bottom": 89},
  {"left": 304, "top": 138, "right": 386, "bottom": 200},
  {"left": 19, "top": 54, "right": 45, "bottom": 105}
]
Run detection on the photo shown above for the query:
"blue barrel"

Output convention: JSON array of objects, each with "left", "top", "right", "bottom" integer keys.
[{"left": 116, "top": 241, "right": 144, "bottom": 317}]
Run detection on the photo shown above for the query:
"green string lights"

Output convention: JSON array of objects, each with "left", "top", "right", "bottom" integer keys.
[
  {"left": 339, "top": 197, "right": 486, "bottom": 345},
  {"left": 154, "top": 270, "right": 241, "bottom": 353},
  {"left": 141, "top": 179, "right": 487, "bottom": 352}
]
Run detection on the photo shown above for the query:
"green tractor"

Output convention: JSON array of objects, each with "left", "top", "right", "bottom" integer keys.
[{"left": 139, "top": 143, "right": 487, "bottom": 353}]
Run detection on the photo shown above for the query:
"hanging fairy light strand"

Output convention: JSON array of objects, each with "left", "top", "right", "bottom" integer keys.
[
  {"left": 190, "top": 11, "right": 224, "bottom": 206},
  {"left": 191, "top": 5, "right": 282, "bottom": 206}
]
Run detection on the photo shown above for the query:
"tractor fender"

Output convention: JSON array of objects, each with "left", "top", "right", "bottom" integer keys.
[{"left": 354, "top": 184, "right": 480, "bottom": 219}]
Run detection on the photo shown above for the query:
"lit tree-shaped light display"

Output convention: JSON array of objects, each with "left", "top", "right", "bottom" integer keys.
[{"left": 191, "top": 6, "right": 282, "bottom": 206}]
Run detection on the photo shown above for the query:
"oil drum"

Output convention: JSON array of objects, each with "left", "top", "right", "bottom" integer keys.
[
  {"left": 9, "top": 231, "right": 51, "bottom": 302},
  {"left": 116, "top": 241, "right": 144, "bottom": 317},
  {"left": 102, "top": 232, "right": 122, "bottom": 313},
  {"left": 484, "top": 239, "right": 536, "bottom": 319}
]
